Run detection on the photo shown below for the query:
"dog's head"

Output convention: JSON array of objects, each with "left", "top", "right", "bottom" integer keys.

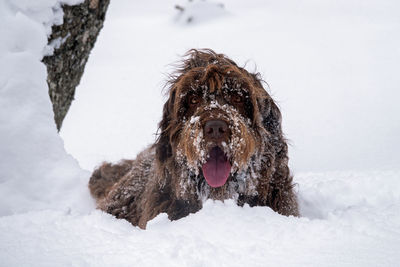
[{"left": 155, "top": 49, "right": 286, "bottom": 199}]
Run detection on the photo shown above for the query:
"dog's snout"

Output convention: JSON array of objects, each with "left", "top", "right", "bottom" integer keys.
[{"left": 204, "top": 120, "right": 229, "bottom": 141}]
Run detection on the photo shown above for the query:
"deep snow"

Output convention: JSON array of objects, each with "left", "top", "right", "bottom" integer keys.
[
  {"left": 1, "top": 0, "right": 400, "bottom": 266},
  {"left": 1, "top": 170, "right": 399, "bottom": 266},
  {"left": 0, "top": 0, "right": 93, "bottom": 216}
]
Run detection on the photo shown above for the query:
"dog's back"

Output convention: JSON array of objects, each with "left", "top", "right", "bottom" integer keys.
[
  {"left": 88, "top": 147, "right": 167, "bottom": 228},
  {"left": 89, "top": 159, "right": 135, "bottom": 200}
]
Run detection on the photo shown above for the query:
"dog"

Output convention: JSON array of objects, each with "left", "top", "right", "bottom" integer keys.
[{"left": 89, "top": 49, "right": 299, "bottom": 229}]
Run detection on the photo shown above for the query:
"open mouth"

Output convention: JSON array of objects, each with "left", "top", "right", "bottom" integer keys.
[{"left": 201, "top": 146, "right": 231, "bottom": 188}]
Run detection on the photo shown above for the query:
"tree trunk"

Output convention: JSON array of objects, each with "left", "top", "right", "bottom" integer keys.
[{"left": 43, "top": 0, "right": 110, "bottom": 131}]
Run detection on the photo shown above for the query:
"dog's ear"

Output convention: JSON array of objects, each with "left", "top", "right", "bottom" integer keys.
[
  {"left": 257, "top": 93, "right": 291, "bottom": 166},
  {"left": 260, "top": 97, "right": 283, "bottom": 137},
  {"left": 155, "top": 90, "right": 175, "bottom": 164},
  {"left": 248, "top": 73, "right": 283, "bottom": 137}
]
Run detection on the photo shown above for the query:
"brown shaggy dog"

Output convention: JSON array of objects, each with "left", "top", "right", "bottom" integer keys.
[{"left": 89, "top": 49, "right": 298, "bottom": 229}]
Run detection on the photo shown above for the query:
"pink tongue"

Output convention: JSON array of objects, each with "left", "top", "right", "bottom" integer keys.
[{"left": 202, "top": 147, "right": 231, "bottom": 188}]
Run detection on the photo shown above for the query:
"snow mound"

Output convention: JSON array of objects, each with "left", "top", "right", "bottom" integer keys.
[{"left": 0, "top": 0, "right": 93, "bottom": 216}]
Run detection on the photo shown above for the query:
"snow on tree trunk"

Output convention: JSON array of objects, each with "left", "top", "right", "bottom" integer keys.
[{"left": 43, "top": 0, "right": 110, "bottom": 131}]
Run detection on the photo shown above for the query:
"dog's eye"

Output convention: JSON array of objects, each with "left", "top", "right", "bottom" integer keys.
[
  {"left": 231, "top": 95, "right": 244, "bottom": 104},
  {"left": 189, "top": 95, "right": 201, "bottom": 106}
]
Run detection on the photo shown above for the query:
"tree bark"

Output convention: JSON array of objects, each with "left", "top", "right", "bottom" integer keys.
[{"left": 43, "top": 0, "right": 110, "bottom": 131}]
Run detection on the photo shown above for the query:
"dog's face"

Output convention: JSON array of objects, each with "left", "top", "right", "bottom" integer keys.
[
  {"left": 156, "top": 50, "right": 284, "bottom": 199},
  {"left": 175, "top": 75, "right": 261, "bottom": 186}
]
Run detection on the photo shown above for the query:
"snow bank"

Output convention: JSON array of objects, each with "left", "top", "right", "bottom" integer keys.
[
  {"left": 0, "top": 0, "right": 93, "bottom": 215},
  {"left": 1, "top": 170, "right": 399, "bottom": 266}
]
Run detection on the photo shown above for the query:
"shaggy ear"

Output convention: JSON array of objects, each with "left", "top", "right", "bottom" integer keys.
[
  {"left": 256, "top": 93, "right": 283, "bottom": 140},
  {"left": 155, "top": 91, "right": 175, "bottom": 164},
  {"left": 247, "top": 72, "right": 283, "bottom": 137}
]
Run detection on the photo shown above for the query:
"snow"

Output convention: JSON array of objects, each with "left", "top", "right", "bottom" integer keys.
[
  {"left": 61, "top": 0, "right": 400, "bottom": 173},
  {"left": 1, "top": 0, "right": 400, "bottom": 266},
  {"left": 190, "top": 116, "right": 200, "bottom": 124},
  {"left": 1, "top": 171, "right": 399, "bottom": 266},
  {"left": 0, "top": 0, "right": 92, "bottom": 217},
  {"left": 174, "top": 0, "right": 228, "bottom": 25}
]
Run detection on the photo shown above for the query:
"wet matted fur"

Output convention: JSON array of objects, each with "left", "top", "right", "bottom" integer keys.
[{"left": 89, "top": 49, "right": 299, "bottom": 229}]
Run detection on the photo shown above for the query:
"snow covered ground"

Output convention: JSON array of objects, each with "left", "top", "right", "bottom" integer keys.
[{"left": 1, "top": 0, "right": 400, "bottom": 266}]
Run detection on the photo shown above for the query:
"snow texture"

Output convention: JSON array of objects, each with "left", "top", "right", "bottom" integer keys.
[
  {"left": 1, "top": 0, "right": 400, "bottom": 266},
  {"left": 0, "top": 0, "right": 92, "bottom": 216}
]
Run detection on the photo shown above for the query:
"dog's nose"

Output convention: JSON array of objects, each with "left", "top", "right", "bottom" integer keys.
[{"left": 204, "top": 120, "right": 229, "bottom": 141}]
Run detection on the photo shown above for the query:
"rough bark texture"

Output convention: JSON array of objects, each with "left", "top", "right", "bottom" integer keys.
[{"left": 43, "top": 0, "right": 110, "bottom": 131}]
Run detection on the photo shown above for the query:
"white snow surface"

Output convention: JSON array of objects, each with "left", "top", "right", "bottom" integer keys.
[
  {"left": 1, "top": 0, "right": 400, "bottom": 266},
  {"left": 0, "top": 0, "right": 92, "bottom": 216}
]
